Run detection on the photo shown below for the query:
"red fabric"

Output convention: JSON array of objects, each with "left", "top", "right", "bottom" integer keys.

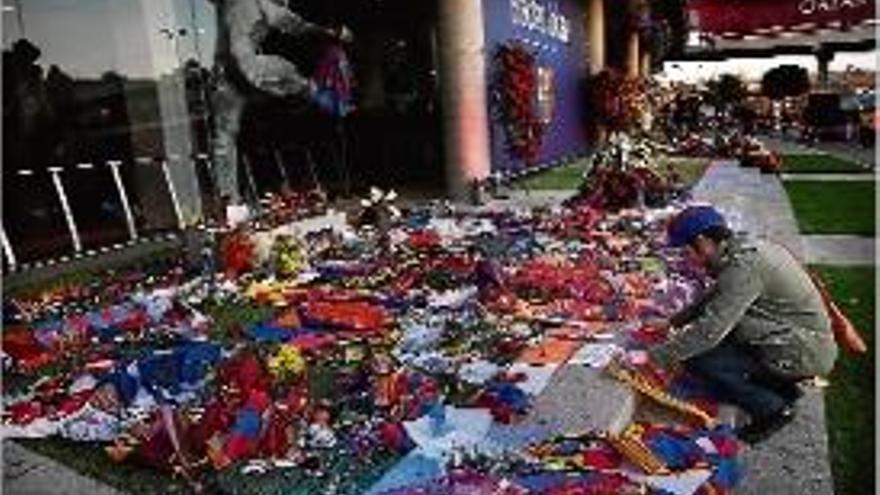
[
  {"left": 259, "top": 411, "right": 290, "bottom": 458},
  {"left": 221, "top": 231, "right": 255, "bottom": 277},
  {"left": 190, "top": 402, "right": 234, "bottom": 449},
  {"left": 289, "top": 332, "right": 336, "bottom": 352},
  {"left": 711, "top": 434, "right": 740, "bottom": 457},
  {"left": 582, "top": 447, "right": 622, "bottom": 470},
  {"left": 808, "top": 270, "right": 867, "bottom": 354},
  {"left": 7, "top": 401, "right": 43, "bottom": 424},
  {"left": 3, "top": 327, "right": 53, "bottom": 371},
  {"left": 246, "top": 389, "right": 271, "bottom": 412},
  {"left": 303, "top": 301, "right": 389, "bottom": 332},
  {"left": 407, "top": 230, "right": 442, "bottom": 250},
  {"left": 378, "top": 421, "right": 409, "bottom": 452},
  {"left": 689, "top": 0, "right": 874, "bottom": 37},
  {"left": 224, "top": 434, "right": 254, "bottom": 461},
  {"left": 218, "top": 353, "right": 271, "bottom": 394},
  {"left": 57, "top": 390, "right": 93, "bottom": 417}
]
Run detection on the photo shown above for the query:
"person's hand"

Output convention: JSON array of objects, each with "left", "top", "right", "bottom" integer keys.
[
  {"left": 339, "top": 25, "right": 353, "bottom": 43},
  {"left": 326, "top": 25, "right": 353, "bottom": 43},
  {"left": 610, "top": 349, "right": 649, "bottom": 372}
]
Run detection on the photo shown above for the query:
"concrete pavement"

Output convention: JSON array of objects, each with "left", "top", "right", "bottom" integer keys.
[{"left": 3, "top": 442, "right": 123, "bottom": 495}]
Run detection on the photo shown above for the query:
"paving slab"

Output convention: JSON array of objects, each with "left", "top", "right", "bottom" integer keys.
[
  {"left": 737, "top": 388, "right": 835, "bottom": 495},
  {"left": 804, "top": 235, "right": 876, "bottom": 266},
  {"left": 2, "top": 441, "right": 123, "bottom": 495},
  {"left": 691, "top": 160, "right": 805, "bottom": 258},
  {"left": 781, "top": 173, "right": 877, "bottom": 181}
]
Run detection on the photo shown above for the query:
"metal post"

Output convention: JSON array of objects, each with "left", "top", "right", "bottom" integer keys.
[
  {"left": 161, "top": 157, "right": 186, "bottom": 230},
  {"left": 272, "top": 149, "right": 291, "bottom": 189},
  {"left": 48, "top": 166, "right": 82, "bottom": 252},
  {"left": 0, "top": 223, "right": 17, "bottom": 270},
  {"left": 107, "top": 160, "right": 138, "bottom": 241}
]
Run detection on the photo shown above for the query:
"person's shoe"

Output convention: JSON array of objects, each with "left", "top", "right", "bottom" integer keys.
[
  {"left": 777, "top": 383, "right": 804, "bottom": 404},
  {"left": 736, "top": 405, "right": 796, "bottom": 445}
]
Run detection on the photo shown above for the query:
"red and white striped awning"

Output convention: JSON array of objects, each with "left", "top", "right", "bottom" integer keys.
[{"left": 688, "top": 0, "right": 876, "bottom": 40}]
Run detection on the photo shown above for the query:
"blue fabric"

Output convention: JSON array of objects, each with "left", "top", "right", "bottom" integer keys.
[
  {"left": 88, "top": 311, "right": 110, "bottom": 330},
  {"left": 231, "top": 407, "right": 262, "bottom": 438},
  {"left": 99, "top": 367, "right": 139, "bottom": 406},
  {"left": 486, "top": 383, "right": 530, "bottom": 414},
  {"left": 178, "top": 342, "right": 222, "bottom": 384},
  {"left": 363, "top": 452, "right": 443, "bottom": 495},
  {"left": 667, "top": 206, "right": 726, "bottom": 247},
  {"left": 405, "top": 211, "right": 431, "bottom": 229},
  {"left": 513, "top": 472, "right": 570, "bottom": 492},
  {"left": 247, "top": 323, "right": 295, "bottom": 343},
  {"left": 96, "top": 326, "right": 121, "bottom": 343},
  {"left": 138, "top": 352, "right": 181, "bottom": 400},
  {"left": 685, "top": 340, "right": 788, "bottom": 418},
  {"left": 646, "top": 432, "right": 703, "bottom": 470},
  {"left": 710, "top": 457, "right": 743, "bottom": 488}
]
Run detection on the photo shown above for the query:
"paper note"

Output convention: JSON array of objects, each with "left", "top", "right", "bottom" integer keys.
[{"left": 568, "top": 343, "right": 622, "bottom": 368}]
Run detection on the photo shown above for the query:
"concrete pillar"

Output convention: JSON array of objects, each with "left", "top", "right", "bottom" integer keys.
[
  {"left": 436, "top": 0, "right": 492, "bottom": 199},
  {"left": 586, "top": 0, "right": 606, "bottom": 74},
  {"left": 640, "top": 49, "right": 652, "bottom": 78},
  {"left": 817, "top": 49, "right": 833, "bottom": 90},
  {"left": 625, "top": 10, "right": 640, "bottom": 78}
]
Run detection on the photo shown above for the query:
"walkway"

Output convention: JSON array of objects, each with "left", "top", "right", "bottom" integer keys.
[
  {"left": 760, "top": 135, "right": 876, "bottom": 169},
  {"left": 692, "top": 161, "right": 806, "bottom": 258},
  {"left": 692, "top": 160, "right": 835, "bottom": 495},
  {"left": 3, "top": 442, "right": 122, "bottom": 495},
  {"left": 781, "top": 172, "right": 876, "bottom": 181}
]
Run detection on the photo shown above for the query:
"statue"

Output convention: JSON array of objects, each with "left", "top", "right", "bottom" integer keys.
[{"left": 209, "top": 0, "right": 350, "bottom": 212}]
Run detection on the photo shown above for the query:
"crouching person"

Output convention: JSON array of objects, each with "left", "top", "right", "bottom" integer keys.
[{"left": 647, "top": 206, "right": 838, "bottom": 444}]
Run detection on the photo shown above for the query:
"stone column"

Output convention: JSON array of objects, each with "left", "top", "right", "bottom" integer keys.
[
  {"left": 816, "top": 48, "right": 833, "bottom": 90},
  {"left": 625, "top": 26, "right": 640, "bottom": 77},
  {"left": 436, "top": 0, "right": 492, "bottom": 199},
  {"left": 640, "top": 49, "right": 652, "bottom": 78},
  {"left": 586, "top": 0, "right": 606, "bottom": 74}
]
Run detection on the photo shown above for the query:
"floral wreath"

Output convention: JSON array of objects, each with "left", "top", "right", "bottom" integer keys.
[{"left": 492, "top": 41, "right": 546, "bottom": 164}]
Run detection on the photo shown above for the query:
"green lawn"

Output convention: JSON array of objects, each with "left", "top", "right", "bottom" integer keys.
[
  {"left": 662, "top": 156, "right": 712, "bottom": 189},
  {"left": 812, "top": 265, "right": 875, "bottom": 495},
  {"left": 782, "top": 154, "right": 871, "bottom": 174},
  {"left": 515, "top": 162, "right": 587, "bottom": 190},
  {"left": 513, "top": 156, "right": 710, "bottom": 191},
  {"left": 783, "top": 181, "right": 876, "bottom": 236}
]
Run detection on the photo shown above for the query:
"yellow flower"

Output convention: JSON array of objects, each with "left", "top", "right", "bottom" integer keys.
[{"left": 268, "top": 345, "right": 306, "bottom": 381}]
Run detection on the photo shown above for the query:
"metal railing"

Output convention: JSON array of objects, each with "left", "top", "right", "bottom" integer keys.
[{"left": 2, "top": 154, "right": 214, "bottom": 272}]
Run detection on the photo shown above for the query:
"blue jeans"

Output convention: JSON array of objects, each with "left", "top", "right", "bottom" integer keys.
[{"left": 685, "top": 340, "right": 798, "bottom": 419}]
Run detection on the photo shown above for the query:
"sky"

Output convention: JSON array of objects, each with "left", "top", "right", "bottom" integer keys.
[{"left": 659, "top": 51, "right": 878, "bottom": 83}]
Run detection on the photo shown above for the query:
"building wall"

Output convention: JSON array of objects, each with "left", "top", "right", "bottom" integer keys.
[{"left": 482, "top": 0, "right": 590, "bottom": 176}]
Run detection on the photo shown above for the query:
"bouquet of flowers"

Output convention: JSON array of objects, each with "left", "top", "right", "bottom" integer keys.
[{"left": 590, "top": 69, "right": 646, "bottom": 132}]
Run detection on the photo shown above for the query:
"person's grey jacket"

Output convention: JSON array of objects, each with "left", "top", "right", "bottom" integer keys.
[{"left": 649, "top": 236, "right": 838, "bottom": 378}]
